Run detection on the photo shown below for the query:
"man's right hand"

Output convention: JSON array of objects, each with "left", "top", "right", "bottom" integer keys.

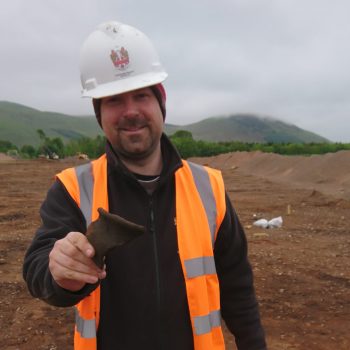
[{"left": 49, "top": 231, "right": 106, "bottom": 292}]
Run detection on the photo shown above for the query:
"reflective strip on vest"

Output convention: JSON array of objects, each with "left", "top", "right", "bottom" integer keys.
[
  {"left": 75, "top": 307, "right": 96, "bottom": 339},
  {"left": 74, "top": 163, "right": 97, "bottom": 342},
  {"left": 184, "top": 256, "right": 216, "bottom": 278},
  {"left": 194, "top": 309, "right": 221, "bottom": 336},
  {"left": 75, "top": 163, "right": 93, "bottom": 226},
  {"left": 187, "top": 161, "right": 217, "bottom": 246}
]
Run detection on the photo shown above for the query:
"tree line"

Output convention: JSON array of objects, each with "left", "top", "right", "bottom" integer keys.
[
  {"left": 0, "top": 129, "right": 105, "bottom": 160},
  {"left": 1, "top": 129, "right": 349, "bottom": 160},
  {"left": 169, "top": 130, "right": 350, "bottom": 158}
]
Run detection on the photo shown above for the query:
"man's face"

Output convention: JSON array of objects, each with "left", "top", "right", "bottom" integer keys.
[{"left": 100, "top": 87, "right": 164, "bottom": 161}]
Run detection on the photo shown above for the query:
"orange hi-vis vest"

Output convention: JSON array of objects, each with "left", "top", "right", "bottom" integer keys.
[{"left": 56, "top": 154, "right": 227, "bottom": 350}]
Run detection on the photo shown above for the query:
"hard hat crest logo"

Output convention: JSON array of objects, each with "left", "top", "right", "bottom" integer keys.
[{"left": 110, "top": 47, "right": 130, "bottom": 70}]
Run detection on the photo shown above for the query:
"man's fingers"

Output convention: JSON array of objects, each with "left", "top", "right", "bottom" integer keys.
[
  {"left": 50, "top": 261, "right": 99, "bottom": 286},
  {"left": 56, "top": 240, "right": 100, "bottom": 272},
  {"left": 61, "top": 269, "right": 99, "bottom": 285},
  {"left": 66, "top": 231, "right": 95, "bottom": 258},
  {"left": 51, "top": 252, "right": 98, "bottom": 276},
  {"left": 48, "top": 231, "right": 107, "bottom": 291},
  {"left": 49, "top": 250, "right": 104, "bottom": 287}
]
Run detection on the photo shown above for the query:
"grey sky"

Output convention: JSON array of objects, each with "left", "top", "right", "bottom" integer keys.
[{"left": 1, "top": 0, "right": 350, "bottom": 142}]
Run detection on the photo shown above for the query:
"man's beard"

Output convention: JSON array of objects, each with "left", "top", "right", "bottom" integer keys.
[{"left": 112, "top": 128, "right": 159, "bottom": 161}]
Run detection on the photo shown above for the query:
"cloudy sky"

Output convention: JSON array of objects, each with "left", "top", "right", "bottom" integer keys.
[{"left": 1, "top": 0, "right": 350, "bottom": 142}]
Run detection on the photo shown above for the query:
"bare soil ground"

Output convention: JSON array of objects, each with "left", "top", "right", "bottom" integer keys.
[{"left": 0, "top": 152, "right": 349, "bottom": 349}]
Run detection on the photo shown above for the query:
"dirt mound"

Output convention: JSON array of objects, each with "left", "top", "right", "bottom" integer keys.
[{"left": 191, "top": 150, "right": 350, "bottom": 200}]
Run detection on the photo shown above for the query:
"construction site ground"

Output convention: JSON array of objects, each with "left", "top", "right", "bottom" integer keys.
[{"left": 0, "top": 150, "right": 349, "bottom": 349}]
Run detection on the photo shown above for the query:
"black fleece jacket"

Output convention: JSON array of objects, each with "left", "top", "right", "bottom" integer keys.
[{"left": 23, "top": 135, "right": 267, "bottom": 350}]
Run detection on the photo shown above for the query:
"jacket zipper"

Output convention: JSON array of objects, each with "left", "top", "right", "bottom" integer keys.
[{"left": 149, "top": 197, "right": 162, "bottom": 349}]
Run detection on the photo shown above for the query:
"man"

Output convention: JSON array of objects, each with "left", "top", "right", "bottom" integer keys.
[{"left": 23, "top": 21, "right": 267, "bottom": 350}]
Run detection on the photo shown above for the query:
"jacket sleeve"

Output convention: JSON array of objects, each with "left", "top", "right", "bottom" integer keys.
[
  {"left": 214, "top": 193, "right": 267, "bottom": 350},
  {"left": 22, "top": 179, "right": 98, "bottom": 307}
]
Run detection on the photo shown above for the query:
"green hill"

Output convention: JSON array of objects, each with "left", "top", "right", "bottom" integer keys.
[
  {"left": 165, "top": 114, "right": 329, "bottom": 143},
  {"left": 0, "top": 101, "right": 102, "bottom": 147},
  {"left": 0, "top": 101, "right": 329, "bottom": 148}
]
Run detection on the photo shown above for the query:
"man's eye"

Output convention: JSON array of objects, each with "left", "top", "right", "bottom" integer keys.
[
  {"left": 106, "top": 97, "right": 121, "bottom": 104},
  {"left": 137, "top": 93, "right": 150, "bottom": 100}
]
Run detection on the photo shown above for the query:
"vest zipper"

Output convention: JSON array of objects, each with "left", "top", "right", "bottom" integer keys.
[{"left": 149, "top": 197, "right": 162, "bottom": 349}]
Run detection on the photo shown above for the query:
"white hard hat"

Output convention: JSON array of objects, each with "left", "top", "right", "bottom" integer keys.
[{"left": 80, "top": 21, "right": 168, "bottom": 99}]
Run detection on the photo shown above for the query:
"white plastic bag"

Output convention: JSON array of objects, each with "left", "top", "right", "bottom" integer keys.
[
  {"left": 253, "top": 216, "right": 283, "bottom": 229},
  {"left": 268, "top": 216, "right": 283, "bottom": 228},
  {"left": 252, "top": 219, "right": 269, "bottom": 229}
]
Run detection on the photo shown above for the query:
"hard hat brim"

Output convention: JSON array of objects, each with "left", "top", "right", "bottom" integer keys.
[{"left": 81, "top": 71, "right": 168, "bottom": 99}]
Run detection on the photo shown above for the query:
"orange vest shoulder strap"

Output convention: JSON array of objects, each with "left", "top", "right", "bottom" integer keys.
[
  {"left": 56, "top": 154, "right": 108, "bottom": 225},
  {"left": 56, "top": 154, "right": 108, "bottom": 350},
  {"left": 175, "top": 160, "right": 226, "bottom": 349}
]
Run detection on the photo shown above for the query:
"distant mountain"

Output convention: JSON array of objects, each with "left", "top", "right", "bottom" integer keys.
[
  {"left": 165, "top": 114, "right": 329, "bottom": 143},
  {"left": 0, "top": 101, "right": 103, "bottom": 147},
  {"left": 0, "top": 101, "right": 329, "bottom": 147}
]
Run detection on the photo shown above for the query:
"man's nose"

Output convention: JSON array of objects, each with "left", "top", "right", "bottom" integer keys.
[{"left": 122, "top": 97, "right": 139, "bottom": 118}]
